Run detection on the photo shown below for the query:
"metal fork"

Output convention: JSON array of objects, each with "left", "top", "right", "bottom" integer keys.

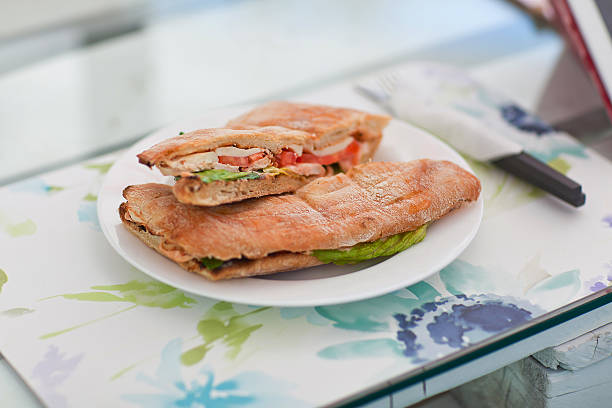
[{"left": 355, "top": 70, "right": 403, "bottom": 106}]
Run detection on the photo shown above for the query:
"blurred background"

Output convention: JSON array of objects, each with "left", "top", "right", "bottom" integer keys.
[{"left": 2, "top": 0, "right": 609, "bottom": 187}]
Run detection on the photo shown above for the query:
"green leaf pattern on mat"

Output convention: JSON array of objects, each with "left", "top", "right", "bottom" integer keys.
[
  {"left": 47, "top": 186, "right": 64, "bottom": 193},
  {"left": 0, "top": 211, "right": 37, "bottom": 237},
  {"left": 547, "top": 157, "right": 571, "bottom": 174},
  {"left": 56, "top": 281, "right": 197, "bottom": 309},
  {"left": 5, "top": 219, "right": 37, "bottom": 237},
  {"left": 1, "top": 308, "right": 35, "bottom": 317},
  {"left": 181, "top": 302, "right": 270, "bottom": 366},
  {"left": 39, "top": 281, "right": 196, "bottom": 339},
  {"left": 84, "top": 162, "right": 114, "bottom": 174},
  {"left": 0, "top": 269, "right": 7, "bottom": 294},
  {"left": 462, "top": 154, "right": 572, "bottom": 218}
]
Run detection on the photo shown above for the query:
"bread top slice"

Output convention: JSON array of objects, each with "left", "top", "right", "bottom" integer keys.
[
  {"left": 138, "top": 103, "right": 389, "bottom": 177},
  {"left": 227, "top": 101, "right": 391, "bottom": 149},
  {"left": 121, "top": 160, "right": 481, "bottom": 262},
  {"left": 137, "top": 126, "right": 314, "bottom": 168}
]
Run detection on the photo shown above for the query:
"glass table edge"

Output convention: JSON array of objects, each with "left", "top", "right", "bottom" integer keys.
[{"left": 329, "top": 288, "right": 612, "bottom": 408}]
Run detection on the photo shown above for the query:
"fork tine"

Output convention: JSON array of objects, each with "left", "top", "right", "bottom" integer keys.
[
  {"left": 377, "top": 76, "right": 392, "bottom": 93},
  {"left": 355, "top": 70, "right": 402, "bottom": 104},
  {"left": 377, "top": 71, "right": 400, "bottom": 95},
  {"left": 383, "top": 70, "right": 399, "bottom": 84}
]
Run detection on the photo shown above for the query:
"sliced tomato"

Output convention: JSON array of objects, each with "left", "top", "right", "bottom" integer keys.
[
  {"left": 218, "top": 155, "right": 249, "bottom": 167},
  {"left": 218, "top": 152, "right": 267, "bottom": 167},
  {"left": 297, "top": 141, "right": 361, "bottom": 166},
  {"left": 341, "top": 140, "right": 361, "bottom": 165},
  {"left": 275, "top": 149, "right": 298, "bottom": 167},
  {"left": 298, "top": 152, "right": 338, "bottom": 165}
]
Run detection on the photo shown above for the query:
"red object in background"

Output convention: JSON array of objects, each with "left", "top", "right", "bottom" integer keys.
[{"left": 552, "top": 0, "right": 612, "bottom": 120}]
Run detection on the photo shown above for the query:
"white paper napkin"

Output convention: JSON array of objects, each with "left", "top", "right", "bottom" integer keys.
[{"left": 359, "top": 62, "right": 581, "bottom": 163}]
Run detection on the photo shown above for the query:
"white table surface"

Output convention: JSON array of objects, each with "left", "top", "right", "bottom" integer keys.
[{"left": 1, "top": 1, "right": 610, "bottom": 407}]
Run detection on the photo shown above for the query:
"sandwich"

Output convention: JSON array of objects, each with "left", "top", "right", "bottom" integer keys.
[
  {"left": 119, "top": 159, "right": 481, "bottom": 280},
  {"left": 137, "top": 102, "right": 390, "bottom": 206},
  {"left": 226, "top": 101, "right": 390, "bottom": 162}
]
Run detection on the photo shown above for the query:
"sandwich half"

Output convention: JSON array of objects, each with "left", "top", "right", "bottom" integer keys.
[
  {"left": 226, "top": 101, "right": 391, "bottom": 162},
  {"left": 120, "top": 160, "right": 481, "bottom": 280},
  {"left": 137, "top": 102, "right": 390, "bottom": 206}
]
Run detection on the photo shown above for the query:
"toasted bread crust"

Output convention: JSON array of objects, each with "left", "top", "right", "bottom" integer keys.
[
  {"left": 137, "top": 126, "right": 314, "bottom": 168},
  {"left": 121, "top": 160, "right": 481, "bottom": 265},
  {"left": 139, "top": 102, "right": 390, "bottom": 169},
  {"left": 226, "top": 101, "right": 390, "bottom": 149},
  {"left": 172, "top": 173, "right": 319, "bottom": 206},
  {"left": 119, "top": 205, "right": 322, "bottom": 280}
]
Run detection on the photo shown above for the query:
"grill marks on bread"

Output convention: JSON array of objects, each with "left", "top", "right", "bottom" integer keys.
[{"left": 121, "top": 160, "right": 481, "bottom": 266}]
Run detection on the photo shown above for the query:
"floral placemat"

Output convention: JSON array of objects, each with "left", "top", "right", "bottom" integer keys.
[{"left": 1, "top": 111, "right": 611, "bottom": 407}]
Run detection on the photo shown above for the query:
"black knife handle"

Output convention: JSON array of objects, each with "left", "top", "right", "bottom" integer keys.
[{"left": 492, "top": 152, "right": 586, "bottom": 207}]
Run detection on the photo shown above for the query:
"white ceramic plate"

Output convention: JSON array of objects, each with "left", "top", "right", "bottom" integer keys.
[{"left": 98, "top": 106, "right": 483, "bottom": 307}]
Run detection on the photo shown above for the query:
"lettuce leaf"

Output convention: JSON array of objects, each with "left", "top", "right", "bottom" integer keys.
[
  {"left": 199, "top": 225, "right": 427, "bottom": 270},
  {"left": 194, "top": 169, "right": 261, "bottom": 183},
  {"left": 330, "top": 163, "right": 344, "bottom": 174},
  {"left": 312, "top": 224, "right": 427, "bottom": 265},
  {"left": 200, "top": 257, "right": 224, "bottom": 270}
]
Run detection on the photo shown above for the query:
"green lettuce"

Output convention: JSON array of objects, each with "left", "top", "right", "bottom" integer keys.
[
  {"left": 200, "top": 257, "right": 224, "bottom": 270},
  {"left": 330, "top": 163, "right": 344, "bottom": 174},
  {"left": 199, "top": 224, "right": 427, "bottom": 270},
  {"left": 312, "top": 224, "right": 427, "bottom": 265},
  {"left": 194, "top": 169, "right": 262, "bottom": 183}
]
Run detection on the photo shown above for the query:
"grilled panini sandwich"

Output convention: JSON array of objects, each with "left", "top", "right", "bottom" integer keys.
[
  {"left": 137, "top": 102, "right": 390, "bottom": 206},
  {"left": 120, "top": 160, "right": 481, "bottom": 280},
  {"left": 226, "top": 101, "right": 390, "bottom": 162}
]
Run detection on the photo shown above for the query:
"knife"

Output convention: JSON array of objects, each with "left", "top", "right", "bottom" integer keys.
[{"left": 356, "top": 64, "right": 586, "bottom": 207}]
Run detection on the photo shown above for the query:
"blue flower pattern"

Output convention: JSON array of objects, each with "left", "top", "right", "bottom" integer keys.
[
  {"left": 500, "top": 104, "right": 554, "bottom": 136},
  {"left": 8, "top": 178, "right": 64, "bottom": 195},
  {"left": 123, "top": 339, "right": 307, "bottom": 408},
  {"left": 77, "top": 202, "right": 100, "bottom": 231},
  {"left": 395, "top": 295, "right": 534, "bottom": 357},
  {"left": 315, "top": 258, "right": 581, "bottom": 363}
]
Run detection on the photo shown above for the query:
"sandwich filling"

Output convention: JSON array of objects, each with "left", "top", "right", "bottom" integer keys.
[
  {"left": 198, "top": 224, "right": 428, "bottom": 271},
  {"left": 160, "top": 137, "right": 361, "bottom": 178},
  {"left": 188, "top": 166, "right": 325, "bottom": 185},
  {"left": 123, "top": 205, "right": 427, "bottom": 272}
]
